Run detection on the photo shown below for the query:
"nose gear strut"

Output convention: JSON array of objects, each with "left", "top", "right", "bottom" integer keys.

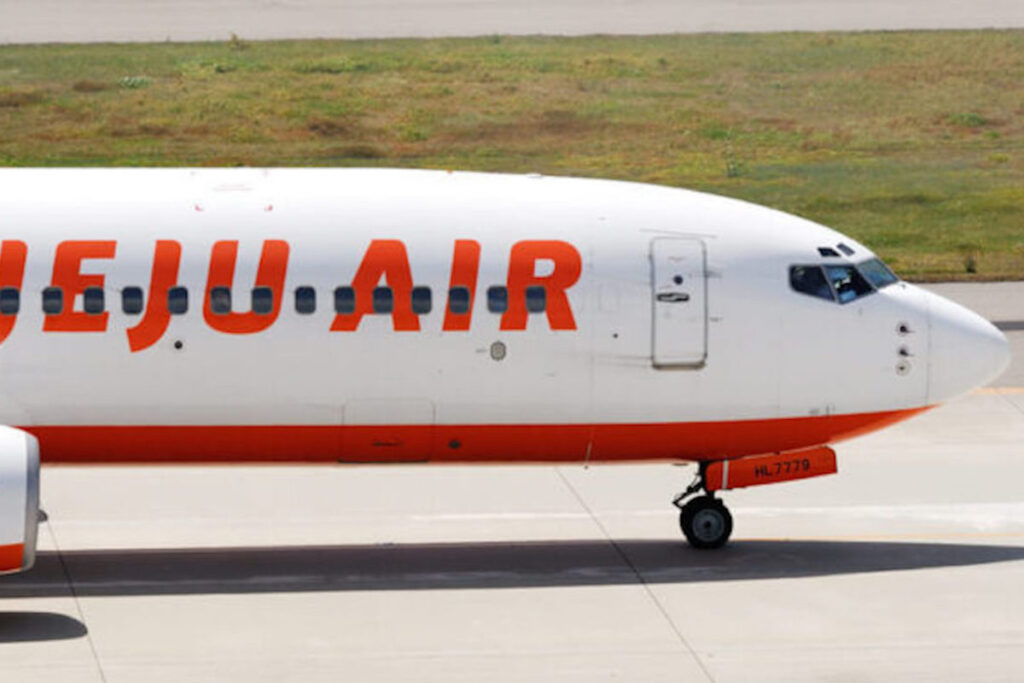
[{"left": 673, "top": 462, "right": 733, "bottom": 550}]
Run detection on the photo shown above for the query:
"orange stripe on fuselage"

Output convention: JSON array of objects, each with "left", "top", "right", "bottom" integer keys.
[
  {"left": 0, "top": 543, "right": 23, "bottom": 571},
  {"left": 24, "top": 407, "right": 931, "bottom": 464}
]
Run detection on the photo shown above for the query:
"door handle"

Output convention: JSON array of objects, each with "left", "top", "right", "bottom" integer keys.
[{"left": 657, "top": 292, "right": 690, "bottom": 303}]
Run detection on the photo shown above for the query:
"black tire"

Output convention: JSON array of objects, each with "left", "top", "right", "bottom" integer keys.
[{"left": 679, "top": 496, "right": 733, "bottom": 550}]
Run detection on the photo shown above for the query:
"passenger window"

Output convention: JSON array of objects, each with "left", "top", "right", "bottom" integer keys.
[
  {"left": 411, "top": 286, "right": 432, "bottom": 314},
  {"left": 209, "top": 287, "right": 231, "bottom": 315},
  {"left": 295, "top": 286, "right": 316, "bottom": 314},
  {"left": 168, "top": 286, "right": 188, "bottom": 315},
  {"left": 122, "top": 287, "right": 144, "bottom": 315},
  {"left": 334, "top": 286, "right": 355, "bottom": 314},
  {"left": 825, "top": 265, "right": 874, "bottom": 304},
  {"left": 83, "top": 287, "right": 105, "bottom": 314},
  {"left": 448, "top": 286, "right": 470, "bottom": 314},
  {"left": 42, "top": 287, "right": 63, "bottom": 314},
  {"left": 373, "top": 287, "right": 393, "bottom": 314},
  {"left": 525, "top": 285, "right": 546, "bottom": 313},
  {"left": 789, "top": 266, "right": 834, "bottom": 302},
  {"left": 0, "top": 287, "right": 19, "bottom": 315},
  {"left": 252, "top": 287, "right": 273, "bottom": 315},
  {"left": 487, "top": 286, "right": 508, "bottom": 313}
]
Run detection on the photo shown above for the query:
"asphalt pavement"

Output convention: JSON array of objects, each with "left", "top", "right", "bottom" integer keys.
[{"left": 2, "top": 0, "right": 1023, "bottom": 44}]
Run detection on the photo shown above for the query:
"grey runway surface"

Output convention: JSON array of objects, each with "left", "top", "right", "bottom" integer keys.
[
  {"left": 0, "top": 283, "right": 1021, "bottom": 681},
  {"left": 2, "top": 0, "right": 1024, "bottom": 44}
]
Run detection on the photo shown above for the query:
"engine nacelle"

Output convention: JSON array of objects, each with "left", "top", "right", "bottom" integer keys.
[{"left": 0, "top": 427, "right": 40, "bottom": 574}]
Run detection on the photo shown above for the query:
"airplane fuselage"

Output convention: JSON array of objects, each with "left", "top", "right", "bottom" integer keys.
[{"left": 0, "top": 168, "right": 1009, "bottom": 464}]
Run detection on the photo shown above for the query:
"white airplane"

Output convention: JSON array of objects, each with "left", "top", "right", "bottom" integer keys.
[{"left": 0, "top": 168, "right": 1010, "bottom": 573}]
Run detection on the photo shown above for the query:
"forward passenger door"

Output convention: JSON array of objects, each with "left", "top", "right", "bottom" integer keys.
[{"left": 650, "top": 238, "right": 707, "bottom": 368}]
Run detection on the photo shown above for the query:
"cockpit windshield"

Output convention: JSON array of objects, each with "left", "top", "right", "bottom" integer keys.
[
  {"left": 790, "top": 266, "right": 834, "bottom": 302},
  {"left": 824, "top": 265, "right": 874, "bottom": 304},
  {"left": 857, "top": 257, "right": 900, "bottom": 289},
  {"left": 790, "top": 254, "right": 900, "bottom": 304},
  {"left": 790, "top": 264, "right": 874, "bottom": 304}
]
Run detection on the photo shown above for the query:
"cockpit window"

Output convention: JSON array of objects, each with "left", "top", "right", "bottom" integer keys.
[
  {"left": 824, "top": 265, "right": 874, "bottom": 304},
  {"left": 790, "top": 266, "right": 835, "bottom": 302},
  {"left": 857, "top": 257, "right": 899, "bottom": 289}
]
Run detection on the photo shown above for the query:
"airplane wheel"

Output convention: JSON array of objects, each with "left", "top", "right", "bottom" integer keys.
[{"left": 679, "top": 496, "right": 733, "bottom": 550}]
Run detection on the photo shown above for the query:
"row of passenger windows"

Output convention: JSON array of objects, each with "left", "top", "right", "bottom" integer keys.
[{"left": 0, "top": 285, "right": 550, "bottom": 316}]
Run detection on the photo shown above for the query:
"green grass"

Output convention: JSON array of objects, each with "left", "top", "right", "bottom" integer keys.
[{"left": 1, "top": 31, "right": 1022, "bottom": 280}]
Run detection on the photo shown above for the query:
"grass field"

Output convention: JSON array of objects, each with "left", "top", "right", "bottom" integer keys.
[{"left": 0, "top": 32, "right": 1022, "bottom": 280}]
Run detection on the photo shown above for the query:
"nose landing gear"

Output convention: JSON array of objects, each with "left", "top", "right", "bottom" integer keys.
[
  {"left": 677, "top": 495, "right": 733, "bottom": 549},
  {"left": 673, "top": 463, "right": 733, "bottom": 550}
]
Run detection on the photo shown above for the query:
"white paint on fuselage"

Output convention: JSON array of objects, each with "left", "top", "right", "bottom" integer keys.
[{"left": 0, "top": 168, "right": 1008, "bottom": 428}]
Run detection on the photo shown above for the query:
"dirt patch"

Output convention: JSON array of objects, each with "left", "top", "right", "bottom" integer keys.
[
  {"left": 0, "top": 88, "right": 44, "bottom": 107},
  {"left": 71, "top": 80, "right": 111, "bottom": 93},
  {"left": 320, "top": 143, "right": 386, "bottom": 159},
  {"left": 443, "top": 109, "right": 601, "bottom": 143},
  {"left": 307, "top": 117, "right": 351, "bottom": 137}
]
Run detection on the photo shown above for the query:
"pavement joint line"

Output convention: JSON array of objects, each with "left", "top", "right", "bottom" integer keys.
[
  {"left": 973, "top": 387, "right": 1024, "bottom": 394},
  {"left": 44, "top": 518, "right": 108, "bottom": 683},
  {"left": 553, "top": 467, "right": 717, "bottom": 683},
  {"left": 996, "top": 390, "right": 1024, "bottom": 417}
]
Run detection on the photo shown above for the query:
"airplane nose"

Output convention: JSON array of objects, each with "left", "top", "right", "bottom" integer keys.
[{"left": 927, "top": 291, "right": 1011, "bottom": 403}]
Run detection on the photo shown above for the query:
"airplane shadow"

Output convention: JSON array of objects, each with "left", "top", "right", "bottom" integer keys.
[
  {"left": 0, "top": 612, "right": 88, "bottom": 643},
  {"left": 1, "top": 538, "right": 1022, "bottom": 598}
]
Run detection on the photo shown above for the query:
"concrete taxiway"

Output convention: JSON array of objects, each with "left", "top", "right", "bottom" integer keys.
[
  {"left": 2, "top": 0, "right": 1024, "bottom": 44},
  {"left": 0, "top": 281, "right": 1022, "bottom": 682}
]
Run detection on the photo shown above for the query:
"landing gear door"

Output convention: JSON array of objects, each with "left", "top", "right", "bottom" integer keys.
[{"left": 651, "top": 238, "right": 707, "bottom": 368}]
